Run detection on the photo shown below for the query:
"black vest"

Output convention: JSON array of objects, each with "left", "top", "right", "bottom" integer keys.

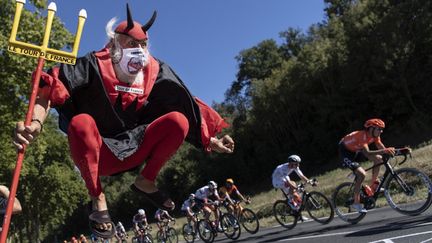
[{"left": 50, "top": 52, "right": 203, "bottom": 160}]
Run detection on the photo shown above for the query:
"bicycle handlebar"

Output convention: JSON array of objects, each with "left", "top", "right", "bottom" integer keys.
[
  {"left": 293, "top": 179, "right": 318, "bottom": 194},
  {"left": 363, "top": 147, "right": 411, "bottom": 172},
  {"left": 382, "top": 147, "right": 412, "bottom": 165}
]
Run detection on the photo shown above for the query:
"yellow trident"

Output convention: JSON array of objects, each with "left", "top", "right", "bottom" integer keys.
[
  {"left": 8, "top": 0, "right": 86, "bottom": 64},
  {"left": 1, "top": 1, "right": 86, "bottom": 241}
]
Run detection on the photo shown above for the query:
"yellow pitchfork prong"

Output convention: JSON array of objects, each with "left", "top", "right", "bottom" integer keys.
[
  {"left": 8, "top": 0, "right": 87, "bottom": 65},
  {"left": 1, "top": 1, "right": 87, "bottom": 242}
]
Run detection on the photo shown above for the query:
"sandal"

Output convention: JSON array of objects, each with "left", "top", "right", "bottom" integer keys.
[
  {"left": 130, "top": 184, "right": 175, "bottom": 211},
  {"left": 88, "top": 203, "right": 116, "bottom": 238}
]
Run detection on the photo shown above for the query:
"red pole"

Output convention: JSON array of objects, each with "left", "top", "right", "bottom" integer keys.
[{"left": 0, "top": 57, "right": 45, "bottom": 243}]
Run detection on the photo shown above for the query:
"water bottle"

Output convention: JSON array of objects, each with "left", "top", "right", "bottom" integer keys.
[{"left": 362, "top": 185, "right": 374, "bottom": 197}]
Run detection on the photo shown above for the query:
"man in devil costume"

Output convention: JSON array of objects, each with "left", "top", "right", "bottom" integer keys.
[{"left": 13, "top": 4, "right": 234, "bottom": 238}]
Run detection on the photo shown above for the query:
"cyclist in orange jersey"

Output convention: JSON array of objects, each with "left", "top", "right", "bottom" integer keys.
[
  {"left": 339, "top": 118, "right": 395, "bottom": 213},
  {"left": 219, "top": 178, "right": 249, "bottom": 214}
]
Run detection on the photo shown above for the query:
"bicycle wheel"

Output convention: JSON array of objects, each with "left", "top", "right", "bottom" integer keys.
[
  {"left": 305, "top": 191, "right": 334, "bottom": 224},
  {"left": 167, "top": 228, "right": 178, "bottom": 243},
  {"left": 384, "top": 167, "right": 432, "bottom": 215},
  {"left": 143, "top": 234, "right": 153, "bottom": 243},
  {"left": 221, "top": 213, "right": 241, "bottom": 240},
  {"left": 156, "top": 231, "right": 164, "bottom": 243},
  {"left": 197, "top": 220, "right": 214, "bottom": 243},
  {"left": 182, "top": 223, "right": 195, "bottom": 243},
  {"left": 332, "top": 182, "right": 366, "bottom": 224},
  {"left": 272, "top": 200, "right": 298, "bottom": 229},
  {"left": 240, "top": 208, "right": 260, "bottom": 234}
]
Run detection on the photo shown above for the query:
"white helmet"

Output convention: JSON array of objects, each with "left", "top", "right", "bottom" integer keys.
[
  {"left": 287, "top": 155, "right": 301, "bottom": 163},
  {"left": 189, "top": 193, "right": 195, "bottom": 200},
  {"left": 138, "top": 209, "right": 145, "bottom": 215},
  {"left": 208, "top": 181, "right": 217, "bottom": 190}
]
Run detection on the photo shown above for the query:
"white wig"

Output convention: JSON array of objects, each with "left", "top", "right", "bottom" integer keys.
[{"left": 105, "top": 17, "right": 118, "bottom": 40}]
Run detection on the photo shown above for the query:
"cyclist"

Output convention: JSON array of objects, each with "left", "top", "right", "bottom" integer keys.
[
  {"left": 155, "top": 208, "right": 175, "bottom": 239},
  {"left": 195, "top": 181, "right": 223, "bottom": 231},
  {"left": 219, "top": 178, "right": 249, "bottom": 215},
  {"left": 339, "top": 118, "right": 395, "bottom": 213},
  {"left": 114, "top": 221, "right": 127, "bottom": 241},
  {"left": 181, "top": 193, "right": 198, "bottom": 229},
  {"left": 272, "top": 155, "right": 313, "bottom": 211},
  {"left": 132, "top": 209, "right": 149, "bottom": 237}
]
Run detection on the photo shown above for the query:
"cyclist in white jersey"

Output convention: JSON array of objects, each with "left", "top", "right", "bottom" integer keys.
[
  {"left": 114, "top": 221, "right": 127, "bottom": 241},
  {"left": 272, "top": 155, "right": 312, "bottom": 210},
  {"left": 181, "top": 194, "right": 198, "bottom": 224},
  {"left": 155, "top": 208, "right": 174, "bottom": 238},
  {"left": 195, "top": 181, "right": 222, "bottom": 231},
  {"left": 132, "top": 209, "right": 148, "bottom": 236}
]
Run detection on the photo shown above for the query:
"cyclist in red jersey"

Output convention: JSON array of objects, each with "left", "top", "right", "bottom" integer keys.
[{"left": 339, "top": 118, "right": 395, "bottom": 213}]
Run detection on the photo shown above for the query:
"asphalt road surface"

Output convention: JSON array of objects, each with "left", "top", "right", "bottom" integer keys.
[{"left": 205, "top": 206, "right": 432, "bottom": 243}]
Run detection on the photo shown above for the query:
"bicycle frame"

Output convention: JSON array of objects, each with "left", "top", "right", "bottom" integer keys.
[
  {"left": 157, "top": 219, "right": 175, "bottom": 241},
  {"left": 184, "top": 210, "right": 201, "bottom": 236},
  {"left": 351, "top": 148, "right": 412, "bottom": 202},
  {"left": 281, "top": 183, "right": 308, "bottom": 204}
]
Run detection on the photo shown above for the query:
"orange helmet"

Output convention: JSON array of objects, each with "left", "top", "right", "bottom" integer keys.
[{"left": 364, "top": 118, "right": 385, "bottom": 129}]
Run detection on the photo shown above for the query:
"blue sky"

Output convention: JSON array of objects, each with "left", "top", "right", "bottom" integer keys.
[{"left": 29, "top": 0, "right": 326, "bottom": 105}]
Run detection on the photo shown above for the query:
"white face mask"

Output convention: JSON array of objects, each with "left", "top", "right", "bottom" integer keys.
[{"left": 118, "top": 47, "right": 148, "bottom": 77}]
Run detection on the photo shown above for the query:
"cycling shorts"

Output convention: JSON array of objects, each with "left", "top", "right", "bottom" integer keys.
[
  {"left": 181, "top": 205, "right": 199, "bottom": 216},
  {"left": 194, "top": 198, "right": 206, "bottom": 210},
  {"left": 272, "top": 176, "right": 290, "bottom": 189},
  {"left": 339, "top": 142, "right": 367, "bottom": 171}
]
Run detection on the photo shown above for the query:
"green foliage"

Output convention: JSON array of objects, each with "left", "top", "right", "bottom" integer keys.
[
  {"left": 209, "top": 0, "right": 432, "bottom": 191},
  {"left": 3, "top": 0, "right": 432, "bottom": 239},
  {"left": 0, "top": 0, "right": 81, "bottom": 241}
]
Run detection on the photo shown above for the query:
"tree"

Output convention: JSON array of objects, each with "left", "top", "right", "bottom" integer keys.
[{"left": 0, "top": 0, "right": 87, "bottom": 241}]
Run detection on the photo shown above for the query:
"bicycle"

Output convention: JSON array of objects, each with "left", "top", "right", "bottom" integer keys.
[
  {"left": 332, "top": 147, "right": 432, "bottom": 224},
  {"left": 229, "top": 197, "right": 260, "bottom": 234},
  {"left": 182, "top": 210, "right": 201, "bottom": 243},
  {"left": 132, "top": 225, "right": 153, "bottom": 243},
  {"left": 273, "top": 179, "right": 334, "bottom": 229},
  {"left": 197, "top": 200, "right": 241, "bottom": 243},
  {"left": 156, "top": 219, "right": 177, "bottom": 243}
]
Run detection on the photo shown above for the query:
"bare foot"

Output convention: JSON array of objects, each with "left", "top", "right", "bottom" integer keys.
[
  {"left": 134, "top": 175, "right": 175, "bottom": 209},
  {"left": 90, "top": 193, "right": 112, "bottom": 231}
]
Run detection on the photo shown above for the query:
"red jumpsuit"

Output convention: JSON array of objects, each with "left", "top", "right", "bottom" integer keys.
[{"left": 40, "top": 48, "right": 228, "bottom": 197}]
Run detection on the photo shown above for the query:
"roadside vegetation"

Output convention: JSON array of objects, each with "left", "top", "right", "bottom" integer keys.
[{"left": 1, "top": 0, "right": 432, "bottom": 241}]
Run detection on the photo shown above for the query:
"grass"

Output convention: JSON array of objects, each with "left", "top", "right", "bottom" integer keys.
[{"left": 122, "top": 144, "right": 432, "bottom": 241}]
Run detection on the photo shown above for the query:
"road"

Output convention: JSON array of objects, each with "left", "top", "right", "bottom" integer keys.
[{"left": 208, "top": 206, "right": 432, "bottom": 243}]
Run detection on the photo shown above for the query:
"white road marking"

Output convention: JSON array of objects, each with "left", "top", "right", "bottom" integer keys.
[
  {"left": 420, "top": 237, "right": 432, "bottom": 243},
  {"left": 369, "top": 230, "right": 432, "bottom": 243},
  {"left": 276, "top": 218, "right": 432, "bottom": 242},
  {"left": 278, "top": 231, "right": 355, "bottom": 241}
]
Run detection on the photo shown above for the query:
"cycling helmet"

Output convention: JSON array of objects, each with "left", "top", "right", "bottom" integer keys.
[
  {"left": 138, "top": 209, "right": 145, "bottom": 215},
  {"left": 287, "top": 155, "right": 301, "bottom": 163},
  {"left": 189, "top": 193, "right": 195, "bottom": 200},
  {"left": 208, "top": 180, "right": 217, "bottom": 190},
  {"left": 226, "top": 178, "right": 234, "bottom": 184},
  {"left": 364, "top": 118, "right": 385, "bottom": 129}
]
